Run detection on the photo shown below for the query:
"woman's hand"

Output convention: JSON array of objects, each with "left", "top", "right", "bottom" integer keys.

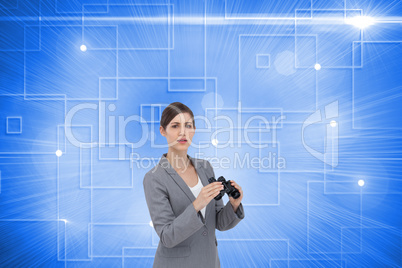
[
  {"left": 228, "top": 180, "right": 243, "bottom": 213},
  {"left": 192, "top": 182, "right": 223, "bottom": 212}
]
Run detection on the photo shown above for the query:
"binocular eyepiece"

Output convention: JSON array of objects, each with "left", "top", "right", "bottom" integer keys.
[{"left": 208, "top": 176, "right": 241, "bottom": 200}]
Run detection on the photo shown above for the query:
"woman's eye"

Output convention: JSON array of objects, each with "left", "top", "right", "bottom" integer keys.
[{"left": 171, "top": 125, "right": 192, "bottom": 128}]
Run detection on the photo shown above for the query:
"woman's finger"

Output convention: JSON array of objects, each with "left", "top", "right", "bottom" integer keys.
[
  {"left": 231, "top": 181, "right": 241, "bottom": 190},
  {"left": 205, "top": 182, "right": 223, "bottom": 194}
]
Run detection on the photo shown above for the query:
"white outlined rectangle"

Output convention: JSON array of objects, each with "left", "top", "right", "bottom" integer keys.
[
  {"left": 6, "top": 116, "right": 22, "bottom": 134},
  {"left": 352, "top": 41, "right": 402, "bottom": 130},
  {"left": 256, "top": 54, "right": 270, "bottom": 69}
]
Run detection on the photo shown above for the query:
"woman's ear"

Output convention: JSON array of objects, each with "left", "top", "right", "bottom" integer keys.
[{"left": 160, "top": 125, "right": 166, "bottom": 137}]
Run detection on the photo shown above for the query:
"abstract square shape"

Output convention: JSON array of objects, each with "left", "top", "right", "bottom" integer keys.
[
  {"left": 353, "top": 42, "right": 402, "bottom": 129},
  {"left": 0, "top": 51, "right": 24, "bottom": 94},
  {"left": 256, "top": 54, "right": 270, "bottom": 69},
  {"left": 6, "top": 116, "right": 22, "bottom": 134}
]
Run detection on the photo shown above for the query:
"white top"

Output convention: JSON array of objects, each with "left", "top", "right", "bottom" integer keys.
[{"left": 188, "top": 174, "right": 206, "bottom": 219}]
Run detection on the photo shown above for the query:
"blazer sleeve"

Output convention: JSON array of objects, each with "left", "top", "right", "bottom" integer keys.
[
  {"left": 206, "top": 161, "right": 245, "bottom": 231},
  {"left": 143, "top": 172, "right": 205, "bottom": 248}
]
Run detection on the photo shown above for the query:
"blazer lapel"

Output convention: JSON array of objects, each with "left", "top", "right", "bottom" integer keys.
[{"left": 158, "top": 153, "right": 213, "bottom": 224}]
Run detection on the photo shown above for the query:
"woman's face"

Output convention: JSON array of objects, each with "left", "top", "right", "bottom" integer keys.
[{"left": 160, "top": 112, "right": 196, "bottom": 151}]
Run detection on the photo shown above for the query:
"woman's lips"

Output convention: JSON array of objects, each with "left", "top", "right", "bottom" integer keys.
[{"left": 178, "top": 140, "right": 187, "bottom": 143}]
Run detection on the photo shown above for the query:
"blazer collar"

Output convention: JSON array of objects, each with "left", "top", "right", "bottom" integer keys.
[{"left": 158, "top": 153, "right": 212, "bottom": 223}]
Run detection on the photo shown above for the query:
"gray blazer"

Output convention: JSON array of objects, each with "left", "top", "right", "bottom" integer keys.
[{"left": 143, "top": 153, "right": 245, "bottom": 268}]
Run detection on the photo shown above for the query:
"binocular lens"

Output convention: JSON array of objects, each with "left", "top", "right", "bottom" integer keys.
[{"left": 208, "top": 176, "right": 241, "bottom": 200}]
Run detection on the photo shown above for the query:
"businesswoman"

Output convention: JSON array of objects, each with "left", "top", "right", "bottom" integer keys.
[{"left": 143, "top": 102, "right": 245, "bottom": 268}]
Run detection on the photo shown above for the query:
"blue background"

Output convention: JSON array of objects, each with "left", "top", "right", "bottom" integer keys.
[{"left": 1, "top": 0, "right": 401, "bottom": 267}]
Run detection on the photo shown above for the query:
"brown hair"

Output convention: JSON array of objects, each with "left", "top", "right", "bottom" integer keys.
[{"left": 160, "top": 102, "right": 195, "bottom": 130}]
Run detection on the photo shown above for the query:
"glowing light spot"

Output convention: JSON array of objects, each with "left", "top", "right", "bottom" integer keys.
[
  {"left": 314, "top": 63, "right": 321, "bottom": 70},
  {"left": 149, "top": 221, "right": 153, "bottom": 228},
  {"left": 345, "top": 16, "right": 375, "bottom": 29},
  {"left": 358, "top": 180, "right": 365, "bottom": 187},
  {"left": 80, "top": 44, "right": 87, "bottom": 52},
  {"left": 330, "top": 120, "right": 337, "bottom": 127},
  {"left": 56, "top": 150, "right": 63, "bottom": 157},
  {"left": 212, "top": 139, "right": 219, "bottom": 146}
]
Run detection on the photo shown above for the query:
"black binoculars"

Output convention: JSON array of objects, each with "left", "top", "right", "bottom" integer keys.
[{"left": 208, "top": 176, "right": 241, "bottom": 200}]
